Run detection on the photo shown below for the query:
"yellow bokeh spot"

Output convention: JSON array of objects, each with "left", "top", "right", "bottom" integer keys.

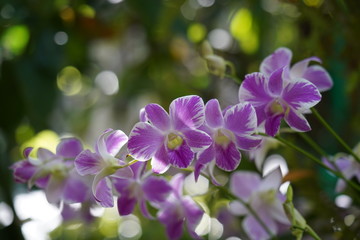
[
  {"left": 230, "top": 8, "right": 258, "bottom": 54},
  {"left": 187, "top": 23, "right": 207, "bottom": 43},
  {"left": 20, "top": 130, "right": 59, "bottom": 156},
  {"left": 1, "top": 25, "right": 30, "bottom": 55},
  {"left": 303, "top": 0, "right": 324, "bottom": 7},
  {"left": 239, "top": 29, "right": 258, "bottom": 54},
  {"left": 230, "top": 8, "right": 252, "bottom": 40},
  {"left": 60, "top": 7, "right": 75, "bottom": 22},
  {"left": 57, "top": 66, "right": 82, "bottom": 96},
  {"left": 78, "top": 4, "right": 96, "bottom": 18},
  {"left": 99, "top": 208, "right": 120, "bottom": 238}
]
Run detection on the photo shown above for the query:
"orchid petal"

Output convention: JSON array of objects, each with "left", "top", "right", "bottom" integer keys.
[
  {"left": 282, "top": 78, "right": 321, "bottom": 111},
  {"left": 37, "top": 148, "right": 56, "bottom": 163},
  {"left": 98, "top": 129, "right": 128, "bottom": 157},
  {"left": 130, "top": 161, "right": 147, "bottom": 179},
  {"left": 167, "top": 142, "right": 194, "bottom": 169},
  {"left": 229, "top": 200, "right": 248, "bottom": 216},
  {"left": 56, "top": 138, "right": 83, "bottom": 159},
  {"left": 242, "top": 215, "right": 275, "bottom": 240},
  {"left": 35, "top": 175, "right": 50, "bottom": 188},
  {"left": 284, "top": 108, "right": 311, "bottom": 132},
  {"left": 183, "top": 196, "right": 203, "bottom": 239},
  {"left": 230, "top": 171, "right": 261, "bottom": 201},
  {"left": 268, "top": 198, "right": 290, "bottom": 225},
  {"left": 239, "top": 73, "right": 272, "bottom": 107},
  {"left": 112, "top": 165, "right": 134, "bottom": 179},
  {"left": 224, "top": 103, "right": 258, "bottom": 135},
  {"left": 235, "top": 135, "right": 262, "bottom": 151},
  {"left": 215, "top": 141, "right": 241, "bottom": 171},
  {"left": 170, "top": 173, "right": 185, "bottom": 197},
  {"left": 164, "top": 219, "right": 184, "bottom": 240},
  {"left": 128, "top": 122, "right": 164, "bottom": 161},
  {"left": 145, "top": 103, "right": 171, "bottom": 131},
  {"left": 151, "top": 145, "right": 171, "bottom": 174},
  {"left": 93, "top": 175, "right": 114, "bottom": 207},
  {"left": 117, "top": 194, "right": 137, "bottom": 216},
  {"left": 260, "top": 47, "right": 292, "bottom": 76},
  {"left": 75, "top": 150, "right": 103, "bottom": 176},
  {"left": 170, "top": 95, "right": 205, "bottom": 130},
  {"left": 303, "top": 65, "right": 333, "bottom": 92},
  {"left": 208, "top": 161, "right": 222, "bottom": 186},
  {"left": 113, "top": 178, "right": 132, "bottom": 194},
  {"left": 205, "top": 99, "right": 224, "bottom": 128},
  {"left": 182, "top": 129, "right": 212, "bottom": 152},
  {"left": 23, "top": 147, "right": 33, "bottom": 158},
  {"left": 264, "top": 113, "right": 283, "bottom": 137},
  {"left": 45, "top": 176, "right": 64, "bottom": 204},
  {"left": 63, "top": 172, "right": 88, "bottom": 203},
  {"left": 195, "top": 145, "right": 215, "bottom": 181},
  {"left": 140, "top": 199, "right": 154, "bottom": 219},
  {"left": 268, "top": 67, "right": 284, "bottom": 96},
  {"left": 139, "top": 107, "right": 147, "bottom": 122},
  {"left": 259, "top": 167, "right": 283, "bottom": 192},
  {"left": 142, "top": 176, "right": 172, "bottom": 203},
  {"left": 11, "top": 160, "right": 36, "bottom": 183},
  {"left": 290, "top": 56, "right": 321, "bottom": 78}
]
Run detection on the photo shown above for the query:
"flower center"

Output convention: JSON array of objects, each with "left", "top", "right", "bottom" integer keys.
[
  {"left": 270, "top": 100, "right": 284, "bottom": 114},
  {"left": 167, "top": 133, "right": 183, "bottom": 150},
  {"left": 259, "top": 189, "right": 276, "bottom": 205},
  {"left": 214, "top": 129, "right": 232, "bottom": 148}
]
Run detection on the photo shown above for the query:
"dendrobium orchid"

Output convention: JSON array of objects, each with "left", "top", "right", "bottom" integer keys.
[
  {"left": 113, "top": 161, "right": 172, "bottom": 218},
  {"left": 75, "top": 129, "right": 133, "bottom": 207},
  {"left": 239, "top": 68, "right": 321, "bottom": 136},
  {"left": 128, "top": 95, "right": 212, "bottom": 174},
  {"left": 157, "top": 173, "right": 204, "bottom": 240},
  {"left": 229, "top": 168, "right": 289, "bottom": 240},
  {"left": 323, "top": 143, "right": 360, "bottom": 192},
  {"left": 11, "top": 138, "right": 89, "bottom": 204},
  {"left": 260, "top": 47, "right": 333, "bottom": 92},
  {"left": 195, "top": 99, "right": 261, "bottom": 182}
]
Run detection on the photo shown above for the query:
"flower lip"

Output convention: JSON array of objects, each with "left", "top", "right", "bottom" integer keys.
[{"left": 258, "top": 189, "right": 277, "bottom": 205}]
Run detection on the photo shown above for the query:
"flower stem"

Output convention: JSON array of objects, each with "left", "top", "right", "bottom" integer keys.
[
  {"left": 298, "top": 133, "right": 327, "bottom": 157},
  {"left": 275, "top": 135, "right": 360, "bottom": 192},
  {"left": 292, "top": 225, "right": 321, "bottom": 240},
  {"left": 311, "top": 108, "right": 360, "bottom": 163}
]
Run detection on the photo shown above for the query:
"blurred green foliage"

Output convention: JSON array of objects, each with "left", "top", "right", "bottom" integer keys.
[{"left": 1, "top": 0, "right": 360, "bottom": 239}]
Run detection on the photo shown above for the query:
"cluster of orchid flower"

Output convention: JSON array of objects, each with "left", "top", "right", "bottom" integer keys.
[{"left": 11, "top": 48, "right": 359, "bottom": 240}]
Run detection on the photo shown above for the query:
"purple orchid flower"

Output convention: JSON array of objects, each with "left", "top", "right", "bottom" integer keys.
[
  {"left": 128, "top": 95, "right": 212, "bottom": 174},
  {"left": 113, "top": 161, "right": 172, "bottom": 218},
  {"left": 74, "top": 129, "right": 133, "bottom": 208},
  {"left": 238, "top": 68, "right": 321, "bottom": 136},
  {"left": 157, "top": 173, "right": 204, "bottom": 240},
  {"left": 323, "top": 143, "right": 360, "bottom": 192},
  {"left": 229, "top": 168, "right": 289, "bottom": 240},
  {"left": 194, "top": 99, "right": 261, "bottom": 182},
  {"left": 11, "top": 138, "right": 89, "bottom": 204},
  {"left": 260, "top": 47, "right": 333, "bottom": 92}
]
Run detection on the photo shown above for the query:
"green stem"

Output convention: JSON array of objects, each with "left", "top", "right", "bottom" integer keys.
[
  {"left": 275, "top": 135, "right": 360, "bottom": 192},
  {"left": 311, "top": 108, "right": 360, "bottom": 163},
  {"left": 298, "top": 133, "right": 327, "bottom": 157},
  {"left": 292, "top": 225, "right": 321, "bottom": 240}
]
